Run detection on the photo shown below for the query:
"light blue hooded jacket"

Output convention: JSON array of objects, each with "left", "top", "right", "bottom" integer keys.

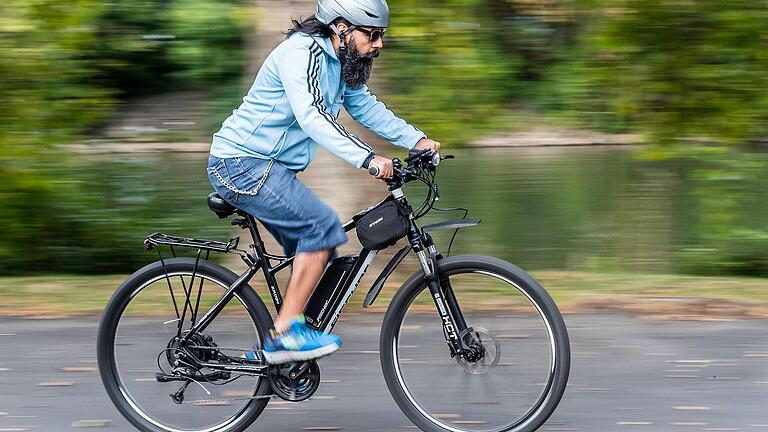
[{"left": 210, "top": 32, "right": 425, "bottom": 171}]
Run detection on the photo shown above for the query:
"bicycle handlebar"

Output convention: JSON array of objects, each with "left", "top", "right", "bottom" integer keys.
[
  {"left": 367, "top": 156, "right": 406, "bottom": 179},
  {"left": 367, "top": 150, "right": 453, "bottom": 192},
  {"left": 368, "top": 150, "right": 443, "bottom": 177}
]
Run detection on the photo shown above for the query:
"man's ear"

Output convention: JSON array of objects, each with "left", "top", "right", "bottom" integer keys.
[{"left": 336, "top": 22, "right": 349, "bottom": 33}]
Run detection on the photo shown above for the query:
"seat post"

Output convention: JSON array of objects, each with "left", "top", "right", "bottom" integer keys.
[
  {"left": 239, "top": 211, "right": 284, "bottom": 311},
  {"left": 241, "top": 212, "right": 266, "bottom": 253}
]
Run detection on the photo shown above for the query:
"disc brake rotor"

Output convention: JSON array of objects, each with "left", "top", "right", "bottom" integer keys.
[{"left": 456, "top": 327, "right": 501, "bottom": 374}]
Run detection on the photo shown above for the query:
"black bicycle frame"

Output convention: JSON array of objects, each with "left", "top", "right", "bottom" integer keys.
[{"left": 176, "top": 189, "right": 472, "bottom": 362}]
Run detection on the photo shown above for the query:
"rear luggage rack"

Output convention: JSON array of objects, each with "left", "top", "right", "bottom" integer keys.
[{"left": 144, "top": 233, "right": 240, "bottom": 253}]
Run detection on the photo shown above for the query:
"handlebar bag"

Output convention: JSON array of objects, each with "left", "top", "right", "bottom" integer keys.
[{"left": 355, "top": 200, "right": 409, "bottom": 250}]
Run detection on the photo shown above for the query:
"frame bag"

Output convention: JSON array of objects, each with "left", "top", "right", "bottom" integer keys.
[{"left": 356, "top": 200, "right": 409, "bottom": 250}]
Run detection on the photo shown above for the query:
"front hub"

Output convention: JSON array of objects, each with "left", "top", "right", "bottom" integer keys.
[{"left": 456, "top": 327, "right": 501, "bottom": 374}]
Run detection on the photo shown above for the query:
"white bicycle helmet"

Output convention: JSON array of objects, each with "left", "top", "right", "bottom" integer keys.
[{"left": 316, "top": 0, "right": 390, "bottom": 28}]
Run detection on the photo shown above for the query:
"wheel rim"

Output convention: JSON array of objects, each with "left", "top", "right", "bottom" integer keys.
[
  {"left": 391, "top": 269, "right": 559, "bottom": 432},
  {"left": 109, "top": 271, "right": 265, "bottom": 432}
]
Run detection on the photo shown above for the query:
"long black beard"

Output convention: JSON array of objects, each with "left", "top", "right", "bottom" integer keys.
[{"left": 342, "top": 39, "right": 378, "bottom": 89}]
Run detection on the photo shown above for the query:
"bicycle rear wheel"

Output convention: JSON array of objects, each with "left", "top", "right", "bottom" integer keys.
[
  {"left": 97, "top": 258, "right": 273, "bottom": 432},
  {"left": 380, "top": 255, "right": 570, "bottom": 432}
]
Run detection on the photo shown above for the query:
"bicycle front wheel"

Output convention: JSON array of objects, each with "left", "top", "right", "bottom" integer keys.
[
  {"left": 97, "top": 258, "right": 273, "bottom": 432},
  {"left": 380, "top": 255, "right": 570, "bottom": 432}
]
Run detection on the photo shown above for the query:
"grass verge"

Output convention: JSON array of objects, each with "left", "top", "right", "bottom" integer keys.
[{"left": 0, "top": 271, "right": 765, "bottom": 320}]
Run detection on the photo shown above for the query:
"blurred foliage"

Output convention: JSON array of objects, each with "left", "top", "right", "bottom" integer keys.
[
  {"left": 0, "top": 0, "right": 113, "bottom": 160},
  {"left": 384, "top": 0, "right": 768, "bottom": 146},
  {"left": 92, "top": 0, "right": 248, "bottom": 94},
  {"left": 166, "top": 0, "right": 249, "bottom": 86},
  {"left": 675, "top": 150, "right": 768, "bottom": 276},
  {"left": 0, "top": 0, "right": 249, "bottom": 275},
  {"left": 0, "top": 0, "right": 248, "bottom": 149},
  {"left": 541, "top": 0, "right": 768, "bottom": 145},
  {"left": 0, "top": 155, "right": 232, "bottom": 275},
  {"left": 91, "top": 1, "right": 177, "bottom": 95},
  {"left": 380, "top": 0, "right": 521, "bottom": 146}
]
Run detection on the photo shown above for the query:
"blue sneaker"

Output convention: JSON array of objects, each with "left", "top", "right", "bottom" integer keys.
[{"left": 256, "top": 316, "right": 342, "bottom": 364}]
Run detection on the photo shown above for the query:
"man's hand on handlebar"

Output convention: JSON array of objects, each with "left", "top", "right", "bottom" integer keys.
[
  {"left": 414, "top": 137, "right": 441, "bottom": 152},
  {"left": 366, "top": 155, "right": 394, "bottom": 180}
]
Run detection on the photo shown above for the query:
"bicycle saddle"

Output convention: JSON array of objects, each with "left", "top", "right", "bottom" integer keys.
[{"left": 207, "top": 192, "right": 236, "bottom": 219}]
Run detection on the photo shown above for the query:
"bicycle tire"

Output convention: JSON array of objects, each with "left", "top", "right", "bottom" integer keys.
[{"left": 380, "top": 255, "right": 570, "bottom": 432}]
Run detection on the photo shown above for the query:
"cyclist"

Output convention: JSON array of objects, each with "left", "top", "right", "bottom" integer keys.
[{"left": 207, "top": 0, "right": 440, "bottom": 364}]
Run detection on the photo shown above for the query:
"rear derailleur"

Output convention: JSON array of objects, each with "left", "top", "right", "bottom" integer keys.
[{"left": 156, "top": 367, "right": 232, "bottom": 404}]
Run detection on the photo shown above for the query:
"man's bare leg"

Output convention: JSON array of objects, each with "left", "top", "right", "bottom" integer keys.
[{"left": 273, "top": 248, "right": 333, "bottom": 333}]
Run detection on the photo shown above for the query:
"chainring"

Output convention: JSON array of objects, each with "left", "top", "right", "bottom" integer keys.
[{"left": 269, "top": 360, "right": 321, "bottom": 402}]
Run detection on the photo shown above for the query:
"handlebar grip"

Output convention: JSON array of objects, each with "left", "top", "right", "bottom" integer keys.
[{"left": 368, "top": 166, "right": 380, "bottom": 176}]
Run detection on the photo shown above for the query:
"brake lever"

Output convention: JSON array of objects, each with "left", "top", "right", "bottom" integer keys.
[{"left": 405, "top": 148, "right": 431, "bottom": 163}]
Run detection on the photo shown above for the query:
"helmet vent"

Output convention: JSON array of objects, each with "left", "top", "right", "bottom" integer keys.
[{"left": 364, "top": 11, "right": 380, "bottom": 18}]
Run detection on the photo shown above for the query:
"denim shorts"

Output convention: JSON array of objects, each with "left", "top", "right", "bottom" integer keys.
[{"left": 207, "top": 156, "right": 347, "bottom": 256}]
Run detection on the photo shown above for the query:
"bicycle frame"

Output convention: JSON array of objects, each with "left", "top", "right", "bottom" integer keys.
[{"left": 159, "top": 184, "right": 472, "bottom": 373}]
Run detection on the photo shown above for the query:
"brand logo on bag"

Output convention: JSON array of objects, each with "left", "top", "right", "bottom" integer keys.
[{"left": 368, "top": 217, "right": 384, "bottom": 228}]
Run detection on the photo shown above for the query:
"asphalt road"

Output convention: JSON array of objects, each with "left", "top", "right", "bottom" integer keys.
[{"left": 0, "top": 313, "right": 766, "bottom": 431}]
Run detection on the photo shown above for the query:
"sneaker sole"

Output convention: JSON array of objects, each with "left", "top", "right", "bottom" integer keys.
[{"left": 262, "top": 343, "right": 340, "bottom": 365}]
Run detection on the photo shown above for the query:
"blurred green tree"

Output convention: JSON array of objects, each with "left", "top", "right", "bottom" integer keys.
[
  {"left": 676, "top": 151, "right": 768, "bottom": 276},
  {"left": 384, "top": 0, "right": 768, "bottom": 147},
  {"left": 166, "top": 0, "right": 248, "bottom": 86},
  {"left": 91, "top": 0, "right": 248, "bottom": 95},
  {"left": 0, "top": 0, "right": 114, "bottom": 158},
  {"left": 379, "top": 0, "right": 521, "bottom": 146},
  {"left": 0, "top": 0, "right": 248, "bottom": 275},
  {"left": 541, "top": 0, "right": 768, "bottom": 145}
]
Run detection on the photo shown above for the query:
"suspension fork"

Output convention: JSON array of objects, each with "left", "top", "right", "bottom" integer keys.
[
  {"left": 439, "top": 271, "right": 470, "bottom": 336},
  {"left": 422, "top": 233, "right": 470, "bottom": 335},
  {"left": 416, "top": 241, "right": 470, "bottom": 357}
]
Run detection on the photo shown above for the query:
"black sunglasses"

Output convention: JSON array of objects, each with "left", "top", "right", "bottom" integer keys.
[{"left": 354, "top": 27, "right": 386, "bottom": 43}]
